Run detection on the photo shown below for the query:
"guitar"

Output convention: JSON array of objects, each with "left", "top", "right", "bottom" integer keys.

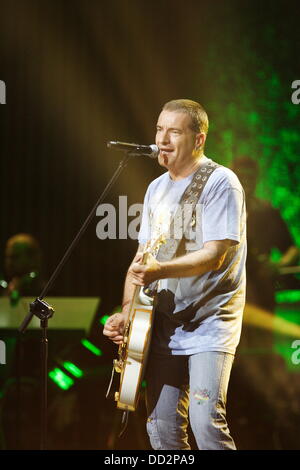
[{"left": 109, "top": 235, "right": 165, "bottom": 412}]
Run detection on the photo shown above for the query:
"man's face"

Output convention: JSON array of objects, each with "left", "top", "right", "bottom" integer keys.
[{"left": 155, "top": 110, "right": 204, "bottom": 174}]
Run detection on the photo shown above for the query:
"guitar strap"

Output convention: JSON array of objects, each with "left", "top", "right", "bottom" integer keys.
[{"left": 155, "top": 157, "right": 221, "bottom": 262}]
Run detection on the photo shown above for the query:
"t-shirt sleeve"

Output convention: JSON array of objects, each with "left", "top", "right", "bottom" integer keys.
[{"left": 202, "top": 186, "right": 244, "bottom": 244}]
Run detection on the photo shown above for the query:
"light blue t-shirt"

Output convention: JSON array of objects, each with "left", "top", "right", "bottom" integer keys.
[{"left": 138, "top": 156, "right": 247, "bottom": 355}]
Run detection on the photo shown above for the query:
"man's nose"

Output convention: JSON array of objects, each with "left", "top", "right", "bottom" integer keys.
[{"left": 158, "top": 130, "right": 170, "bottom": 145}]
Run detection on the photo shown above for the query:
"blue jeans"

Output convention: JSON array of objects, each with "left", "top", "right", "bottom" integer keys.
[{"left": 145, "top": 351, "right": 236, "bottom": 450}]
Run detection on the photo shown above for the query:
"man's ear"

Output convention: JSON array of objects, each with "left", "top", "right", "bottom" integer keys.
[{"left": 195, "top": 132, "right": 206, "bottom": 151}]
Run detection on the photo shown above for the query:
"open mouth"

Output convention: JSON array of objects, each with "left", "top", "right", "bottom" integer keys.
[{"left": 160, "top": 148, "right": 173, "bottom": 155}]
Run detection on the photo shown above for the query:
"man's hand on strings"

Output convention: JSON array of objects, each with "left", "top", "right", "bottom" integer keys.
[{"left": 130, "top": 252, "right": 162, "bottom": 286}]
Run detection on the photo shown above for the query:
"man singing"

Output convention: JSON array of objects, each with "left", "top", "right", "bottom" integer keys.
[{"left": 104, "top": 99, "right": 246, "bottom": 450}]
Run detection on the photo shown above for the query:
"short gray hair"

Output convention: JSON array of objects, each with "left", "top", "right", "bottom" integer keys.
[{"left": 162, "top": 99, "right": 209, "bottom": 134}]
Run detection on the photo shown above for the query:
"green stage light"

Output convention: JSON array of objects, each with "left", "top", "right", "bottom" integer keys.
[
  {"left": 100, "top": 315, "right": 109, "bottom": 326},
  {"left": 49, "top": 368, "right": 74, "bottom": 390},
  {"left": 81, "top": 339, "right": 103, "bottom": 356},
  {"left": 10, "top": 290, "right": 19, "bottom": 301},
  {"left": 270, "top": 247, "right": 282, "bottom": 263},
  {"left": 63, "top": 361, "right": 84, "bottom": 378},
  {"left": 275, "top": 290, "right": 300, "bottom": 304}
]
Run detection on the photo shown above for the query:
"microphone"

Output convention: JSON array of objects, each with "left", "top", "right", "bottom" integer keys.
[{"left": 107, "top": 141, "right": 159, "bottom": 158}]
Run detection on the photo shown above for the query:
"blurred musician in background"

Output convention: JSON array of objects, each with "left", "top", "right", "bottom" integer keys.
[
  {"left": 0, "top": 233, "right": 44, "bottom": 305},
  {"left": 231, "top": 156, "right": 299, "bottom": 311}
]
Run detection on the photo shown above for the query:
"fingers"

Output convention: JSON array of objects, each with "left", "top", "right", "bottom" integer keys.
[
  {"left": 103, "top": 313, "right": 125, "bottom": 344},
  {"left": 112, "top": 336, "right": 124, "bottom": 345},
  {"left": 128, "top": 263, "right": 146, "bottom": 286},
  {"left": 103, "top": 330, "right": 124, "bottom": 344},
  {"left": 130, "top": 258, "right": 161, "bottom": 286},
  {"left": 133, "top": 252, "right": 143, "bottom": 263},
  {"left": 105, "top": 319, "right": 121, "bottom": 330},
  {"left": 108, "top": 332, "right": 123, "bottom": 342},
  {"left": 103, "top": 322, "right": 123, "bottom": 335},
  {"left": 103, "top": 326, "right": 119, "bottom": 337},
  {"left": 131, "top": 262, "right": 145, "bottom": 274},
  {"left": 105, "top": 313, "right": 125, "bottom": 329},
  {"left": 132, "top": 279, "right": 144, "bottom": 286}
]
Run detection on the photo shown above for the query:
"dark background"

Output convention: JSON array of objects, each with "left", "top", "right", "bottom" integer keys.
[{"left": 0, "top": 0, "right": 300, "bottom": 450}]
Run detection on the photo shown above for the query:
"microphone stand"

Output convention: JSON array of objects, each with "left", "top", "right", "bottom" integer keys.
[{"left": 18, "top": 152, "right": 134, "bottom": 450}]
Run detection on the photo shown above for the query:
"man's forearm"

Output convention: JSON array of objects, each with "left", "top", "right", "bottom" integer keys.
[
  {"left": 121, "top": 246, "right": 144, "bottom": 316},
  {"left": 159, "top": 245, "right": 226, "bottom": 279},
  {"left": 129, "top": 240, "right": 232, "bottom": 287},
  {"left": 121, "top": 270, "right": 136, "bottom": 317}
]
